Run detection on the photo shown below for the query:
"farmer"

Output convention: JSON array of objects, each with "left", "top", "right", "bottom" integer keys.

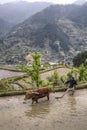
[
  {"left": 65, "top": 76, "right": 77, "bottom": 95},
  {"left": 55, "top": 76, "right": 77, "bottom": 99}
]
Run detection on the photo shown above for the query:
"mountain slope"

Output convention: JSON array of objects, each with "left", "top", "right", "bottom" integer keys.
[
  {"left": 68, "top": 3, "right": 87, "bottom": 27},
  {"left": 1, "top": 3, "right": 87, "bottom": 64},
  {"left": 0, "top": 18, "right": 11, "bottom": 37}
]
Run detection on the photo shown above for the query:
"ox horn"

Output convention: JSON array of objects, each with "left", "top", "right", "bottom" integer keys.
[{"left": 32, "top": 92, "right": 40, "bottom": 95}]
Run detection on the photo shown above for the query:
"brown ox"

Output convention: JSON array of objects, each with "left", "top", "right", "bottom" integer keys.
[{"left": 24, "top": 87, "right": 51, "bottom": 104}]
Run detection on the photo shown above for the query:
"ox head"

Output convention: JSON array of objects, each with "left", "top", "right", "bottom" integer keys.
[{"left": 24, "top": 92, "right": 33, "bottom": 100}]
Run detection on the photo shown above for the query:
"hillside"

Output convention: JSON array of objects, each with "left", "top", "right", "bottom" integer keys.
[
  {"left": 0, "top": 18, "right": 11, "bottom": 37},
  {"left": 1, "top": 3, "right": 87, "bottom": 64}
]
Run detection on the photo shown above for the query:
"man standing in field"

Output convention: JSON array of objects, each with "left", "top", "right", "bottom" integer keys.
[
  {"left": 65, "top": 76, "right": 77, "bottom": 95},
  {"left": 55, "top": 76, "right": 77, "bottom": 99}
]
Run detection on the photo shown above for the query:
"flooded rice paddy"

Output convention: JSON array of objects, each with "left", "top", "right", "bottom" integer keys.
[
  {"left": 0, "top": 69, "right": 87, "bottom": 130},
  {"left": 0, "top": 69, "right": 24, "bottom": 80},
  {"left": 0, "top": 89, "right": 87, "bottom": 130}
]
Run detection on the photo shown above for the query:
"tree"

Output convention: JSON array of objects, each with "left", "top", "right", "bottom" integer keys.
[
  {"left": 66, "top": 68, "right": 78, "bottom": 82},
  {"left": 73, "top": 51, "right": 87, "bottom": 67},
  {"left": 78, "top": 64, "right": 87, "bottom": 81},
  {"left": 20, "top": 52, "right": 42, "bottom": 88},
  {"left": 52, "top": 71, "right": 59, "bottom": 86}
]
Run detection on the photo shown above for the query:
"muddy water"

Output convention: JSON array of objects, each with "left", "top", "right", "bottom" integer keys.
[
  {"left": 0, "top": 70, "right": 24, "bottom": 80},
  {"left": 0, "top": 89, "right": 87, "bottom": 130}
]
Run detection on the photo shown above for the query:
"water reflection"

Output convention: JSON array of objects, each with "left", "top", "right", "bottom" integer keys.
[
  {"left": 67, "top": 96, "right": 77, "bottom": 110},
  {"left": 13, "top": 84, "right": 22, "bottom": 90},
  {"left": 67, "top": 95, "right": 78, "bottom": 118},
  {"left": 0, "top": 70, "right": 24, "bottom": 80},
  {"left": 25, "top": 102, "right": 50, "bottom": 118},
  {"left": 0, "top": 90, "right": 87, "bottom": 130}
]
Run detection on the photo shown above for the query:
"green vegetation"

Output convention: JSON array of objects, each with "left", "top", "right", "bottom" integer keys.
[
  {"left": 20, "top": 53, "right": 44, "bottom": 88},
  {"left": 0, "top": 75, "right": 27, "bottom": 91},
  {"left": 0, "top": 65, "right": 87, "bottom": 96},
  {"left": 73, "top": 51, "right": 87, "bottom": 67},
  {"left": 1, "top": 52, "right": 87, "bottom": 96}
]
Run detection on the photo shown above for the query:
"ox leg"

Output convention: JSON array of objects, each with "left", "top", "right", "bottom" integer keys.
[
  {"left": 36, "top": 99, "right": 38, "bottom": 103},
  {"left": 32, "top": 100, "right": 38, "bottom": 104},
  {"left": 47, "top": 94, "right": 49, "bottom": 100},
  {"left": 32, "top": 99, "right": 34, "bottom": 104},
  {"left": 35, "top": 96, "right": 38, "bottom": 103},
  {"left": 32, "top": 96, "right": 38, "bottom": 104}
]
